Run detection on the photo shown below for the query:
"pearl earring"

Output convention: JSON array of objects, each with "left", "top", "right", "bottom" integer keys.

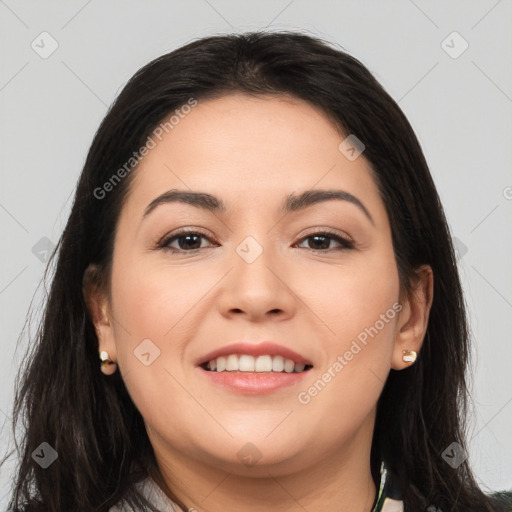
[
  {"left": 99, "top": 350, "right": 117, "bottom": 375},
  {"left": 402, "top": 349, "right": 417, "bottom": 364}
]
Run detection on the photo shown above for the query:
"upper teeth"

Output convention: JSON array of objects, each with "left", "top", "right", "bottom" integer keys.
[{"left": 207, "top": 354, "right": 306, "bottom": 373}]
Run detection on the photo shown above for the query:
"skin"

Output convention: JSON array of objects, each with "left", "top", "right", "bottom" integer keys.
[{"left": 85, "top": 93, "right": 433, "bottom": 512}]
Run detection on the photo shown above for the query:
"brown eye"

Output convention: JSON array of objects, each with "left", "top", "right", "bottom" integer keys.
[
  {"left": 159, "top": 230, "right": 215, "bottom": 252},
  {"left": 295, "top": 232, "right": 354, "bottom": 251}
]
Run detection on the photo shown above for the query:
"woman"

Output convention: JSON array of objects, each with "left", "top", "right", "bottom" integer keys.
[{"left": 3, "top": 31, "right": 510, "bottom": 512}]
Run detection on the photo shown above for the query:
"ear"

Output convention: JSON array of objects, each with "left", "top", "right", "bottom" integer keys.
[
  {"left": 82, "top": 264, "right": 117, "bottom": 361},
  {"left": 391, "top": 264, "right": 434, "bottom": 370}
]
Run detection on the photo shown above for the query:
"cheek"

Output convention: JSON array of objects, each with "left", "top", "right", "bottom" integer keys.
[
  {"left": 109, "top": 258, "right": 209, "bottom": 428},
  {"left": 293, "top": 246, "right": 399, "bottom": 422},
  {"left": 295, "top": 243, "right": 400, "bottom": 345},
  {"left": 109, "top": 255, "right": 224, "bottom": 401},
  {"left": 111, "top": 257, "right": 211, "bottom": 341}
]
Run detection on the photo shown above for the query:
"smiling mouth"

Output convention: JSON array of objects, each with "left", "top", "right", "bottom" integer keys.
[{"left": 200, "top": 354, "right": 314, "bottom": 374}]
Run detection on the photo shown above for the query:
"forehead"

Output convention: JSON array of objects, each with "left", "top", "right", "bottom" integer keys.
[{"left": 122, "top": 93, "right": 384, "bottom": 220}]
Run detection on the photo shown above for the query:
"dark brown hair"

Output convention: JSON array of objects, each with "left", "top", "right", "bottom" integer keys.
[{"left": 2, "top": 30, "right": 508, "bottom": 511}]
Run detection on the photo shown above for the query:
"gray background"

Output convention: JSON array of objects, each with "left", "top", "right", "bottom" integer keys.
[{"left": 1, "top": 0, "right": 511, "bottom": 505}]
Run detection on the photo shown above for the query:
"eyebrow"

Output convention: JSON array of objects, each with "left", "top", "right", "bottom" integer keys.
[{"left": 142, "top": 188, "right": 374, "bottom": 224}]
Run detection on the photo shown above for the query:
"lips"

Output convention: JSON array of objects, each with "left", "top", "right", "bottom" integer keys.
[
  {"left": 196, "top": 341, "right": 313, "bottom": 395},
  {"left": 196, "top": 341, "right": 313, "bottom": 369}
]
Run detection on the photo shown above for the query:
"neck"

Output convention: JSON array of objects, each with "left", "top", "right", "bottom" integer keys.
[{"left": 150, "top": 423, "right": 378, "bottom": 512}]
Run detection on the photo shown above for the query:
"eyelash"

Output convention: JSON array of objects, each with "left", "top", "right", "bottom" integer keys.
[{"left": 157, "top": 228, "right": 354, "bottom": 253}]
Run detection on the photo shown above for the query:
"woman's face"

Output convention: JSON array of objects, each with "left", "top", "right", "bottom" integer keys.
[{"left": 92, "top": 93, "right": 424, "bottom": 478}]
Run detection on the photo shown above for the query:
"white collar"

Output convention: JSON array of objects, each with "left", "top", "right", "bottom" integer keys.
[{"left": 109, "top": 476, "right": 182, "bottom": 511}]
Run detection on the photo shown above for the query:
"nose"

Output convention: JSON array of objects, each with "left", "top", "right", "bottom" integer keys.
[{"left": 217, "top": 239, "right": 296, "bottom": 322}]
